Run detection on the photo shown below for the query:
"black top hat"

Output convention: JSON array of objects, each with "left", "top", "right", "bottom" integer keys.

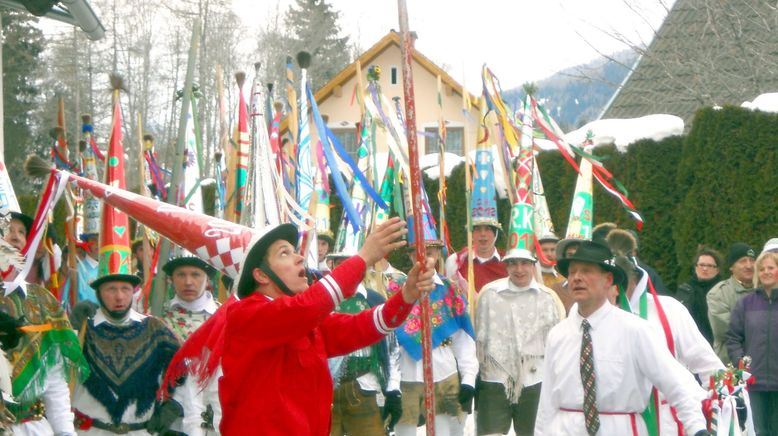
[
  {"left": 9, "top": 212, "right": 33, "bottom": 235},
  {"left": 556, "top": 240, "right": 627, "bottom": 289},
  {"left": 162, "top": 256, "right": 217, "bottom": 277}
]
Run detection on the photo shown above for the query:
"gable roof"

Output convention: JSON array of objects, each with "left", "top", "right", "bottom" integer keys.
[
  {"left": 314, "top": 30, "right": 478, "bottom": 105},
  {"left": 602, "top": 0, "right": 778, "bottom": 128}
]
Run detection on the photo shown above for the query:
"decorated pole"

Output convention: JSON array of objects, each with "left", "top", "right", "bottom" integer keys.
[
  {"left": 461, "top": 80, "right": 476, "bottom": 320},
  {"left": 506, "top": 94, "right": 536, "bottom": 268},
  {"left": 397, "top": 1, "right": 435, "bottom": 433},
  {"left": 152, "top": 18, "right": 200, "bottom": 316},
  {"left": 137, "top": 116, "right": 152, "bottom": 305}
]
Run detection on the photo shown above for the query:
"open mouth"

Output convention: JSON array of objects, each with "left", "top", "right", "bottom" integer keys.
[{"left": 298, "top": 269, "right": 306, "bottom": 278}]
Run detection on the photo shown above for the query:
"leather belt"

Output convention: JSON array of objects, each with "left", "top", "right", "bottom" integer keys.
[{"left": 74, "top": 409, "right": 148, "bottom": 434}]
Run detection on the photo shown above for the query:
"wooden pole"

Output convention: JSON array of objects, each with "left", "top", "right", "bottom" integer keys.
[
  {"left": 397, "top": 1, "right": 434, "bottom": 434},
  {"left": 151, "top": 18, "right": 201, "bottom": 316}
]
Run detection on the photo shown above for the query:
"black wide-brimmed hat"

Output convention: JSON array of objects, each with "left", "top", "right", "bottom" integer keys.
[
  {"left": 90, "top": 273, "right": 142, "bottom": 291},
  {"left": 236, "top": 223, "right": 298, "bottom": 298},
  {"left": 556, "top": 240, "right": 627, "bottom": 289},
  {"left": 162, "top": 255, "right": 217, "bottom": 277}
]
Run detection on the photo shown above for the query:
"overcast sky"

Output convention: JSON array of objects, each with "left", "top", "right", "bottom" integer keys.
[{"left": 233, "top": 0, "right": 674, "bottom": 91}]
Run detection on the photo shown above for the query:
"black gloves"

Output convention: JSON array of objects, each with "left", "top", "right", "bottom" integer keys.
[
  {"left": 0, "top": 310, "right": 23, "bottom": 351},
  {"left": 69, "top": 301, "right": 98, "bottom": 331},
  {"left": 382, "top": 390, "right": 402, "bottom": 430},
  {"left": 146, "top": 400, "right": 184, "bottom": 434},
  {"left": 458, "top": 384, "right": 475, "bottom": 414}
]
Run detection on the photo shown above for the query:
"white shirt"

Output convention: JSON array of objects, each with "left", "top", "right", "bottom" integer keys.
[
  {"left": 535, "top": 302, "right": 708, "bottom": 436},
  {"left": 169, "top": 292, "right": 218, "bottom": 315},
  {"left": 72, "top": 309, "right": 153, "bottom": 435},
  {"left": 177, "top": 367, "right": 222, "bottom": 436},
  {"left": 627, "top": 270, "right": 724, "bottom": 436}
]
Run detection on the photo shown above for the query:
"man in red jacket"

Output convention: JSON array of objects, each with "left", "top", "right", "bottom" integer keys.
[{"left": 219, "top": 217, "right": 435, "bottom": 435}]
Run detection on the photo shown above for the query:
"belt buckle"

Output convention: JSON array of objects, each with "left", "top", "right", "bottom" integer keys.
[{"left": 114, "top": 422, "right": 130, "bottom": 434}]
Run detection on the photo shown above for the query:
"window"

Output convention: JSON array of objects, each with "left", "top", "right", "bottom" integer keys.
[
  {"left": 391, "top": 66, "right": 398, "bottom": 85},
  {"left": 424, "top": 126, "right": 464, "bottom": 156},
  {"left": 331, "top": 128, "right": 359, "bottom": 160}
]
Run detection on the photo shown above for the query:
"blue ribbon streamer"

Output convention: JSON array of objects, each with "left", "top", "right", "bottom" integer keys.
[{"left": 306, "top": 85, "right": 387, "bottom": 232}]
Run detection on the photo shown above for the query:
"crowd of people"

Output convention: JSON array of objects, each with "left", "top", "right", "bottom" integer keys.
[{"left": 2, "top": 200, "right": 777, "bottom": 435}]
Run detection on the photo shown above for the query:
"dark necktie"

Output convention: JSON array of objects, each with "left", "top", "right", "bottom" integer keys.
[{"left": 581, "top": 318, "right": 600, "bottom": 436}]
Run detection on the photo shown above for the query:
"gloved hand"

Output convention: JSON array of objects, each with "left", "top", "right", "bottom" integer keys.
[
  {"left": 69, "top": 301, "right": 98, "bottom": 331},
  {"left": 146, "top": 400, "right": 184, "bottom": 434},
  {"left": 0, "top": 311, "right": 23, "bottom": 350},
  {"left": 458, "top": 384, "right": 475, "bottom": 414},
  {"left": 382, "top": 390, "right": 402, "bottom": 431}
]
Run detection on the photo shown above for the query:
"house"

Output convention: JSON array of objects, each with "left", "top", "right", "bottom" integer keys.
[
  {"left": 602, "top": 0, "right": 778, "bottom": 128},
  {"left": 293, "top": 30, "right": 479, "bottom": 157}
]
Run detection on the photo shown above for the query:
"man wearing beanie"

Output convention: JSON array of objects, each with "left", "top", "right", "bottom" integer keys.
[{"left": 707, "top": 242, "right": 756, "bottom": 364}]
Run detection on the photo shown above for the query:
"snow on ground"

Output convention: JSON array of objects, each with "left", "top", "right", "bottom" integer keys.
[
  {"left": 742, "top": 93, "right": 778, "bottom": 113},
  {"left": 412, "top": 414, "right": 517, "bottom": 435},
  {"left": 564, "top": 114, "right": 684, "bottom": 151}
]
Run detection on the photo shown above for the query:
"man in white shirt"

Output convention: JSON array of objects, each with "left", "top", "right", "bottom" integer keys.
[
  {"left": 535, "top": 240, "right": 710, "bottom": 436},
  {"left": 476, "top": 247, "right": 564, "bottom": 436},
  {"left": 606, "top": 230, "right": 723, "bottom": 436}
]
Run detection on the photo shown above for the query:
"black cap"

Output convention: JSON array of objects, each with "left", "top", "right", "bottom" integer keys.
[{"left": 726, "top": 242, "right": 756, "bottom": 267}]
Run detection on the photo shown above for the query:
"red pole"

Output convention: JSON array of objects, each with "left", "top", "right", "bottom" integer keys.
[{"left": 397, "top": 1, "right": 435, "bottom": 434}]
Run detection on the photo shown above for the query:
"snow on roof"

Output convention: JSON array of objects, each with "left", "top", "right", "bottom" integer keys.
[
  {"left": 421, "top": 152, "right": 465, "bottom": 180},
  {"left": 742, "top": 93, "right": 778, "bottom": 113},
  {"left": 565, "top": 114, "right": 684, "bottom": 152}
]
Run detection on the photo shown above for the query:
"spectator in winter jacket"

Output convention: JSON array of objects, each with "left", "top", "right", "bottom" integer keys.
[
  {"left": 675, "top": 247, "right": 723, "bottom": 344},
  {"left": 707, "top": 242, "right": 756, "bottom": 364},
  {"left": 726, "top": 250, "right": 778, "bottom": 436}
]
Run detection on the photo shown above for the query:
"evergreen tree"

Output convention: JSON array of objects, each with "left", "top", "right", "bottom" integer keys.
[
  {"left": 284, "top": 0, "right": 351, "bottom": 92},
  {"left": 1, "top": 7, "right": 45, "bottom": 191}
]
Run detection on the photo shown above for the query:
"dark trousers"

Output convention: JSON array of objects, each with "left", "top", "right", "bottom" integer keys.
[
  {"left": 750, "top": 390, "right": 778, "bottom": 436},
  {"left": 475, "top": 381, "right": 540, "bottom": 435}
]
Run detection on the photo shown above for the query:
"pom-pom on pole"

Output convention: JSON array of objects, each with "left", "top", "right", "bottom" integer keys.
[
  {"left": 81, "top": 114, "right": 92, "bottom": 125},
  {"left": 79, "top": 140, "right": 87, "bottom": 153},
  {"left": 109, "top": 73, "right": 126, "bottom": 92},
  {"left": 235, "top": 71, "right": 246, "bottom": 88},
  {"left": 24, "top": 155, "right": 56, "bottom": 179},
  {"left": 296, "top": 51, "right": 311, "bottom": 69}
]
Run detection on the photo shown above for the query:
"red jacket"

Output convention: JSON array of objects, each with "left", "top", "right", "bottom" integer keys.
[
  {"left": 219, "top": 256, "right": 413, "bottom": 435},
  {"left": 456, "top": 248, "right": 508, "bottom": 293}
]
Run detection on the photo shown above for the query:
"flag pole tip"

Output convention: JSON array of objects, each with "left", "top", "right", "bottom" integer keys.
[
  {"left": 296, "top": 51, "right": 312, "bottom": 69},
  {"left": 273, "top": 101, "right": 284, "bottom": 113},
  {"left": 235, "top": 71, "right": 246, "bottom": 88},
  {"left": 24, "top": 155, "right": 54, "bottom": 179},
  {"left": 109, "top": 73, "right": 126, "bottom": 92}
]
